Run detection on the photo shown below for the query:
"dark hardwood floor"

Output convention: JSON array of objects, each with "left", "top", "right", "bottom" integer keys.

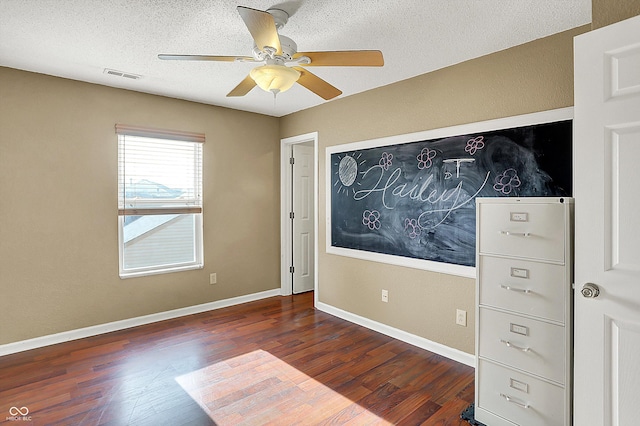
[{"left": 0, "top": 292, "right": 474, "bottom": 425}]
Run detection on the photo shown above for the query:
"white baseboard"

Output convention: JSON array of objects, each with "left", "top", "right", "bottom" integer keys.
[
  {"left": 316, "top": 301, "right": 475, "bottom": 367},
  {"left": 0, "top": 289, "right": 282, "bottom": 357},
  {"left": 1, "top": 290, "right": 475, "bottom": 368}
]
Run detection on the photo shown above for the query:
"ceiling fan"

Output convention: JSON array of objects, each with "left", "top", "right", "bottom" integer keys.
[{"left": 158, "top": 6, "right": 384, "bottom": 100}]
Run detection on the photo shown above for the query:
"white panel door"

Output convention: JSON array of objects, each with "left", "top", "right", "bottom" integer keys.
[
  {"left": 292, "top": 144, "right": 315, "bottom": 293},
  {"left": 574, "top": 15, "right": 640, "bottom": 426}
]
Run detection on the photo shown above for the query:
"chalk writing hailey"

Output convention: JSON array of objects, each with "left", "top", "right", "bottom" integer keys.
[{"left": 353, "top": 164, "right": 490, "bottom": 229}]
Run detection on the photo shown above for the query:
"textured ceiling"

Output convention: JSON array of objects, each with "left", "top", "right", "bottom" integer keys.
[{"left": 0, "top": 0, "right": 591, "bottom": 117}]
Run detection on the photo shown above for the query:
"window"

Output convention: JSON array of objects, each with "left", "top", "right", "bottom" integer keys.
[{"left": 116, "top": 125, "right": 204, "bottom": 278}]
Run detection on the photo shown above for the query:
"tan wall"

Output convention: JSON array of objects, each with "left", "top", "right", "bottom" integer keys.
[
  {"left": 280, "top": 25, "right": 590, "bottom": 354},
  {"left": 592, "top": 0, "right": 640, "bottom": 29},
  {"left": 0, "top": 67, "right": 281, "bottom": 345}
]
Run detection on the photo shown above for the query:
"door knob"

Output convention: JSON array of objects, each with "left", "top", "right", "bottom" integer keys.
[{"left": 581, "top": 283, "right": 600, "bottom": 298}]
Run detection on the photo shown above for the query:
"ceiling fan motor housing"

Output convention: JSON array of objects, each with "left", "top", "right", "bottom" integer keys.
[
  {"left": 277, "top": 35, "right": 297, "bottom": 60},
  {"left": 252, "top": 34, "right": 298, "bottom": 62}
]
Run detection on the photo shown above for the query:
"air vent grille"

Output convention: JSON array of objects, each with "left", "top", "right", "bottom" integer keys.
[{"left": 104, "top": 68, "right": 142, "bottom": 80}]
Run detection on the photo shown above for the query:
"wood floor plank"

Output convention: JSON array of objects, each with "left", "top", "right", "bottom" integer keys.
[
  {"left": 420, "top": 397, "right": 472, "bottom": 426},
  {"left": 383, "top": 391, "right": 438, "bottom": 424},
  {"left": 0, "top": 291, "right": 475, "bottom": 425}
]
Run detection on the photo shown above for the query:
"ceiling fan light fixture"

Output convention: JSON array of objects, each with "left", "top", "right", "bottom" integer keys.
[{"left": 250, "top": 64, "right": 300, "bottom": 95}]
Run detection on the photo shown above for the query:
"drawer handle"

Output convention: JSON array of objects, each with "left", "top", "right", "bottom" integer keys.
[
  {"left": 499, "top": 230, "right": 531, "bottom": 237},
  {"left": 500, "top": 339, "right": 531, "bottom": 352},
  {"left": 500, "top": 393, "right": 531, "bottom": 409},
  {"left": 500, "top": 284, "right": 532, "bottom": 294}
]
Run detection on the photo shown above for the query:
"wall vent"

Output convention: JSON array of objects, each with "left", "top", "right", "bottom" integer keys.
[{"left": 104, "top": 68, "right": 142, "bottom": 80}]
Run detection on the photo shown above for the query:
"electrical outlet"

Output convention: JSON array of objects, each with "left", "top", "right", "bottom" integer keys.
[
  {"left": 209, "top": 273, "right": 217, "bottom": 285},
  {"left": 456, "top": 309, "right": 467, "bottom": 326},
  {"left": 381, "top": 289, "right": 389, "bottom": 303}
]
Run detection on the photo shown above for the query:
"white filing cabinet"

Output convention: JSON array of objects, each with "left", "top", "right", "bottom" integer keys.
[{"left": 475, "top": 197, "right": 573, "bottom": 426}]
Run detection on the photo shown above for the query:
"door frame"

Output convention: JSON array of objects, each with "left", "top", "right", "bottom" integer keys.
[{"left": 280, "top": 132, "right": 319, "bottom": 298}]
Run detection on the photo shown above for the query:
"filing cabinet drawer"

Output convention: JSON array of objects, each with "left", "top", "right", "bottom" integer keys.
[
  {"left": 476, "top": 359, "right": 565, "bottom": 426},
  {"left": 478, "top": 308, "right": 565, "bottom": 384},
  {"left": 478, "top": 255, "right": 566, "bottom": 322},
  {"left": 477, "top": 201, "right": 567, "bottom": 262}
]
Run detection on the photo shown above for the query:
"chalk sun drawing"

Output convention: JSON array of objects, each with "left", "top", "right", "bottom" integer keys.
[
  {"left": 339, "top": 155, "right": 357, "bottom": 186},
  {"left": 493, "top": 168, "right": 521, "bottom": 195},
  {"left": 334, "top": 152, "right": 366, "bottom": 195},
  {"left": 362, "top": 210, "right": 381, "bottom": 230}
]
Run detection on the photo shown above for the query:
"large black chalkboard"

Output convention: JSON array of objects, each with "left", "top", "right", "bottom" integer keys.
[{"left": 329, "top": 115, "right": 572, "bottom": 271}]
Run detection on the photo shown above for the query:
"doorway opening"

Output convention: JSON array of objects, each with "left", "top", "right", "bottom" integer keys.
[{"left": 280, "top": 132, "right": 318, "bottom": 297}]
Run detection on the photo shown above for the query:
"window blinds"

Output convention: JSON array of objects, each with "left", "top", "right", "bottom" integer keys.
[{"left": 116, "top": 125, "right": 204, "bottom": 217}]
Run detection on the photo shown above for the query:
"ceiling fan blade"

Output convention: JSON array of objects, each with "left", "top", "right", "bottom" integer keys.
[
  {"left": 158, "top": 54, "right": 256, "bottom": 62},
  {"left": 294, "top": 50, "right": 384, "bottom": 67},
  {"left": 227, "top": 74, "right": 257, "bottom": 97},
  {"left": 293, "top": 67, "right": 342, "bottom": 100},
  {"left": 237, "top": 6, "right": 282, "bottom": 55}
]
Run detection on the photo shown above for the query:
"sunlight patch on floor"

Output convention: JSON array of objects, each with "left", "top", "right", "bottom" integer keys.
[{"left": 175, "top": 349, "right": 391, "bottom": 425}]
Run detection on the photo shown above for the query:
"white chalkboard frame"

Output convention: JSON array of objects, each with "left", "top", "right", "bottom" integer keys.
[{"left": 325, "top": 107, "right": 573, "bottom": 278}]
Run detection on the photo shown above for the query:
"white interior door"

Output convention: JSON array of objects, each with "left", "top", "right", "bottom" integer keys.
[
  {"left": 292, "top": 143, "right": 315, "bottom": 293},
  {"left": 574, "top": 15, "right": 640, "bottom": 426}
]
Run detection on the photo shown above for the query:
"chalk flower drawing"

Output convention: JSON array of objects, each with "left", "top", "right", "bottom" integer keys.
[
  {"left": 378, "top": 152, "right": 393, "bottom": 170},
  {"left": 417, "top": 147, "right": 437, "bottom": 170},
  {"left": 464, "top": 136, "right": 485, "bottom": 155},
  {"left": 404, "top": 218, "right": 421, "bottom": 239},
  {"left": 362, "top": 210, "right": 381, "bottom": 230},
  {"left": 493, "top": 168, "right": 522, "bottom": 194}
]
